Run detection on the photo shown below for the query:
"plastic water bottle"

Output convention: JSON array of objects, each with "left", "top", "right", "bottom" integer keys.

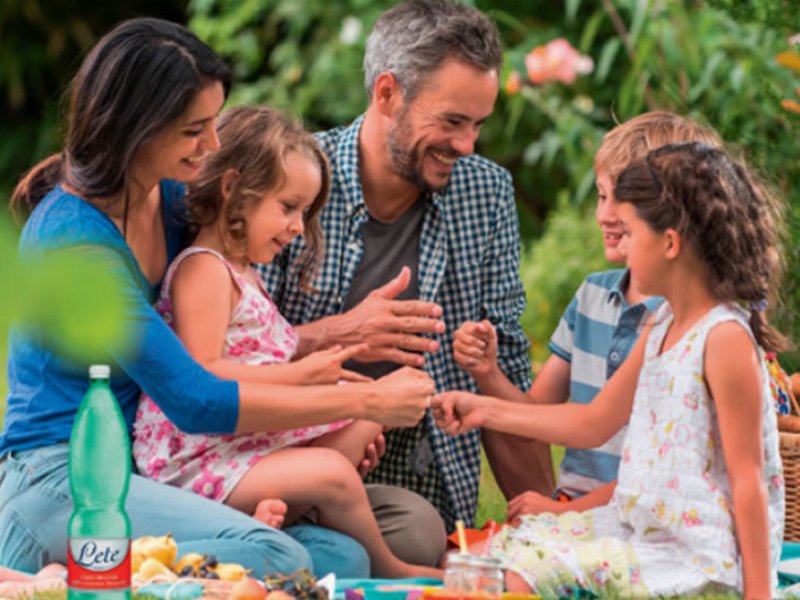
[{"left": 68, "top": 365, "right": 131, "bottom": 599}]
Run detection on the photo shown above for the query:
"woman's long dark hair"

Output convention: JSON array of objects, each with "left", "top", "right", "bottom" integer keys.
[{"left": 11, "top": 18, "right": 231, "bottom": 227}]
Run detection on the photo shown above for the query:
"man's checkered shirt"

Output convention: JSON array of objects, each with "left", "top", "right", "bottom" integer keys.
[{"left": 258, "top": 115, "right": 531, "bottom": 529}]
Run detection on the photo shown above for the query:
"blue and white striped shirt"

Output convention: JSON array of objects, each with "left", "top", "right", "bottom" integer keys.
[
  {"left": 259, "top": 115, "right": 531, "bottom": 528},
  {"left": 548, "top": 269, "right": 663, "bottom": 496}
]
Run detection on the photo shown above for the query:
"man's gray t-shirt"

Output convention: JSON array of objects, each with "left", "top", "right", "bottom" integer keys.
[{"left": 342, "top": 198, "right": 426, "bottom": 379}]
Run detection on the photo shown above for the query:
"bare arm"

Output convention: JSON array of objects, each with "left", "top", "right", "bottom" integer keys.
[
  {"left": 168, "top": 253, "right": 434, "bottom": 433},
  {"left": 454, "top": 321, "right": 570, "bottom": 404},
  {"left": 237, "top": 366, "right": 433, "bottom": 433},
  {"left": 171, "top": 254, "right": 367, "bottom": 384},
  {"left": 434, "top": 329, "right": 647, "bottom": 448},
  {"left": 506, "top": 480, "right": 616, "bottom": 522},
  {"left": 528, "top": 354, "right": 572, "bottom": 404},
  {"left": 706, "top": 322, "right": 771, "bottom": 600}
]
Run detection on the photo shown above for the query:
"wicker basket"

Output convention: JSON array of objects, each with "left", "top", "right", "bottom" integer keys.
[{"left": 779, "top": 381, "right": 800, "bottom": 542}]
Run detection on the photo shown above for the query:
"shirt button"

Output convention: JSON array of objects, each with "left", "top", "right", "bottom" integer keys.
[{"left": 610, "top": 351, "right": 620, "bottom": 361}]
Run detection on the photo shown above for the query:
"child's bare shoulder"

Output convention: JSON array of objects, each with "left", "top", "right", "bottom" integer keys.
[
  {"left": 171, "top": 251, "right": 235, "bottom": 294},
  {"left": 706, "top": 319, "right": 754, "bottom": 350},
  {"left": 705, "top": 320, "right": 760, "bottom": 386}
]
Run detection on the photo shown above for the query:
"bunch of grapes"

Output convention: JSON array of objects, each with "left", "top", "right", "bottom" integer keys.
[{"left": 265, "top": 569, "right": 329, "bottom": 600}]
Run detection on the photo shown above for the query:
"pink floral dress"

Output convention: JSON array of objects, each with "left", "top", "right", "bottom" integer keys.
[
  {"left": 489, "top": 303, "right": 783, "bottom": 598},
  {"left": 132, "top": 247, "right": 351, "bottom": 501}
]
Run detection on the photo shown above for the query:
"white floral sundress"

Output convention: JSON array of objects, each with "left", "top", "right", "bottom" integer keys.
[
  {"left": 489, "top": 303, "right": 784, "bottom": 598},
  {"left": 132, "top": 247, "right": 351, "bottom": 501}
]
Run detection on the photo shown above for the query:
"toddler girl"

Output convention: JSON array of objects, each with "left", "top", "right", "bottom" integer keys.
[
  {"left": 435, "top": 142, "right": 785, "bottom": 598},
  {"left": 133, "top": 105, "right": 440, "bottom": 579}
]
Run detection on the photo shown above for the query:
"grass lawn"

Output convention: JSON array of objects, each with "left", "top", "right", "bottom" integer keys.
[
  {"left": 476, "top": 445, "right": 565, "bottom": 527},
  {"left": 0, "top": 345, "right": 5, "bottom": 419}
]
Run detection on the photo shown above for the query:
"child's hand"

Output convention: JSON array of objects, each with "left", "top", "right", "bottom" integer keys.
[
  {"left": 507, "top": 491, "right": 565, "bottom": 524},
  {"left": 453, "top": 320, "right": 498, "bottom": 377},
  {"left": 432, "top": 391, "right": 486, "bottom": 435},
  {"left": 294, "top": 344, "right": 372, "bottom": 384},
  {"left": 357, "top": 429, "right": 386, "bottom": 478}
]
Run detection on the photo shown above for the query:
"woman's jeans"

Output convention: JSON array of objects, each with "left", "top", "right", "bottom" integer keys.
[{"left": 0, "top": 444, "right": 369, "bottom": 577}]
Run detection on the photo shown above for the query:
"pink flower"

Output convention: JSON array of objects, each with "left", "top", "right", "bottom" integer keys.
[
  {"left": 155, "top": 420, "right": 176, "bottom": 441},
  {"left": 525, "top": 38, "right": 593, "bottom": 85},
  {"left": 681, "top": 509, "right": 703, "bottom": 527},
  {"left": 247, "top": 454, "right": 264, "bottom": 468},
  {"left": 167, "top": 434, "right": 184, "bottom": 456},
  {"left": 229, "top": 337, "right": 260, "bottom": 356},
  {"left": 192, "top": 470, "right": 225, "bottom": 500},
  {"left": 200, "top": 452, "right": 222, "bottom": 469},
  {"left": 147, "top": 458, "right": 168, "bottom": 478},
  {"left": 237, "top": 438, "right": 272, "bottom": 453},
  {"left": 192, "top": 439, "right": 210, "bottom": 455}
]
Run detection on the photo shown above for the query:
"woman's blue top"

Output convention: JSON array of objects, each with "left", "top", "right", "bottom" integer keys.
[{"left": 0, "top": 181, "right": 239, "bottom": 454}]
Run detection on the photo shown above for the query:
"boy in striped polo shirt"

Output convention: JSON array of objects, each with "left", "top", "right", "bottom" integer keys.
[{"left": 453, "top": 112, "right": 722, "bottom": 520}]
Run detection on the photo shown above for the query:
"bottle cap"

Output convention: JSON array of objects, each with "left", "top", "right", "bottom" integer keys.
[{"left": 88, "top": 364, "right": 111, "bottom": 379}]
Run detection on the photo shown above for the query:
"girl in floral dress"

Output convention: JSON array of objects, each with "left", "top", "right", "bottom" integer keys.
[
  {"left": 435, "top": 142, "right": 785, "bottom": 598},
  {"left": 133, "top": 105, "right": 440, "bottom": 579}
]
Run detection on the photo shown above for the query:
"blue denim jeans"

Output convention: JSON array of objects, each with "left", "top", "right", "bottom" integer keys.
[{"left": 0, "top": 444, "right": 369, "bottom": 577}]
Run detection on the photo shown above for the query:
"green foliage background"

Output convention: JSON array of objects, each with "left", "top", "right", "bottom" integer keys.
[
  {"left": 1, "top": 1, "right": 799, "bottom": 445},
  {"left": 2, "top": 0, "right": 799, "bottom": 371}
]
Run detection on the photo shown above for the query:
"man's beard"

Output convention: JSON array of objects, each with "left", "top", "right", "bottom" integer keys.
[{"left": 386, "top": 109, "right": 447, "bottom": 193}]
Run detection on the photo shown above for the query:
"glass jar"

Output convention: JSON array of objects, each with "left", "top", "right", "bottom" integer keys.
[{"left": 443, "top": 553, "right": 503, "bottom": 598}]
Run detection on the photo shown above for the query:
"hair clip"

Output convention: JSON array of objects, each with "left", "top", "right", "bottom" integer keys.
[{"left": 749, "top": 298, "right": 768, "bottom": 312}]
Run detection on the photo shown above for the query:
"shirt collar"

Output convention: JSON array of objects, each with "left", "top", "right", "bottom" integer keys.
[{"left": 607, "top": 268, "right": 663, "bottom": 313}]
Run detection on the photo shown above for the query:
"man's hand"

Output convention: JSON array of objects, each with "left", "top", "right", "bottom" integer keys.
[
  {"left": 453, "top": 319, "right": 498, "bottom": 377},
  {"left": 339, "top": 267, "right": 445, "bottom": 366}
]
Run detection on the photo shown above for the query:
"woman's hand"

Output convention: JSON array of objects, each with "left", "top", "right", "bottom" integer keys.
[
  {"left": 367, "top": 367, "right": 435, "bottom": 427},
  {"left": 453, "top": 320, "right": 498, "bottom": 377},
  {"left": 432, "top": 390, "right": 487, "bottom": 435},
  {"left": 292, "top": 344, "right": 372, "bottom": 384}
]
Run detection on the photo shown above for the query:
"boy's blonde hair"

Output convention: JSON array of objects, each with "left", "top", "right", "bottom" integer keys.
[{"left": 595, "top": 111, "right": 722, "bottom": 183}]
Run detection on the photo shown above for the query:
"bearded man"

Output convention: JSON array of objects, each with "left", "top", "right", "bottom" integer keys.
[{"left": 260, "top": 0, "right": 554, "bottom": 567}]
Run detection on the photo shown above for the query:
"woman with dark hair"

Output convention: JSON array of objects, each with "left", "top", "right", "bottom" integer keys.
[{"left": 0, "top": 17, "right": 433, "bottom": 577}]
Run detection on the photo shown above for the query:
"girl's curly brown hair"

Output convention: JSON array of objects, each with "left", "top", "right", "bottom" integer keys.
[
  {"left": 186, "top": 105, "right": 329, "bottom": 289},
  {"left": 614, "top": 142, "right": 789, "bottom": 353}
]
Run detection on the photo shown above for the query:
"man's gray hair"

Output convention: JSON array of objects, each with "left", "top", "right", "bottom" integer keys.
[{"left": 364, "top": 0, "right": 502, "bottom": 101}]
